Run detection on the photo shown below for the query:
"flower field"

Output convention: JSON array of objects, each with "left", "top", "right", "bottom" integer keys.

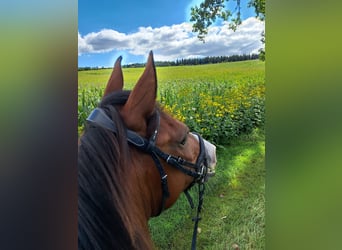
[
  {"left": 78, "top": 60, "right": 265, "bottom": 145},
  {"left": 160, "top": 79, "right": 264, "bottom": 144}
]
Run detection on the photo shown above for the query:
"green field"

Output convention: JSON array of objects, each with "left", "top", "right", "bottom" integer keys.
[
  {"left": 78, "top": 60, "right": 264, "bottom": 89},
  {"left": 78, "top": 60, "right": 265, "bottom": 249}
]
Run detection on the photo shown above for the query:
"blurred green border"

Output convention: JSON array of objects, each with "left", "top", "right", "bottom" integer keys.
[{"left": 267, "top": 1, "right": 342, "bottom": 249}]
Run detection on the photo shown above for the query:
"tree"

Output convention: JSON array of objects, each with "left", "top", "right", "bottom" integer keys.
[{"left": 190, "top": 0, "right": 265, "bottom": 60}]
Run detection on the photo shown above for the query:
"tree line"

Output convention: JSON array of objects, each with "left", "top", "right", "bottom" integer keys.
[
  {"left": 78, "top": 53, "right": 259, "bottom": 70},
  {"left": 123, "top": 53, "right": 259, "bottom": 68}
]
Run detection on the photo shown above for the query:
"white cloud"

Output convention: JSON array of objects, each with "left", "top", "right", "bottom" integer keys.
[{"left": 78, "top": 17, "right": 264, "bottom": 61}]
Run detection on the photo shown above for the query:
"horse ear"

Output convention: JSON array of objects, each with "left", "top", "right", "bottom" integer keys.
[
  {"left": 103, "top": 56, "right": 123, "bottom": 97},
  {"left": 122, "top": 51, "right": 157, "bottom": 129}
]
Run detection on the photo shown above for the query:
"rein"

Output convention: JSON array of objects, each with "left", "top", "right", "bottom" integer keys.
[{"left": 86, "top": 107, "right": 208, "bottom": 250}]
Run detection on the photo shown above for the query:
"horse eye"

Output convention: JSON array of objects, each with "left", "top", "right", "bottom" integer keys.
[
  {"left": 179, "top": 130, "right": 189, "bottom": 146},
  {"left": 180, "top": 137, "right": 187, "bottom": 146},
  {"left": 180, "top": 134, "right": 188, "bottom": 146}
]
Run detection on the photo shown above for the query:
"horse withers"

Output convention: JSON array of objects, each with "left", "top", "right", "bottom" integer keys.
[{"left": 78, "top": 51, "right": 216, "bottom": 249}]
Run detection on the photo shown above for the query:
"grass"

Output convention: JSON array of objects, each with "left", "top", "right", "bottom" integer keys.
[{"left": 149, "top": 128, "right": 265, "bottom": 249}]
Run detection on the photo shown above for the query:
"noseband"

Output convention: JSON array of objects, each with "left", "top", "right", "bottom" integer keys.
[{"left": 86, "top": 107, "right": 209, "bottom": 249}]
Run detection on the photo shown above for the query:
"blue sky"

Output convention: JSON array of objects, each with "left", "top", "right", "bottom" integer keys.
[{"left": 78, "top": 0, "right": 264, "bottom": 67}]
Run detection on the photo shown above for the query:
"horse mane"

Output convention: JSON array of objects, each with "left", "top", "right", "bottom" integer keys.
[{"left": 78, "top": 90, "right": 153, "bottom": 249}]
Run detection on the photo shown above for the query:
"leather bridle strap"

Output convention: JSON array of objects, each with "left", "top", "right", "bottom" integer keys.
[
  {"left": 86, "top": 107, "right": 118, "bottom": 134},
  {"left": 150, "top": 151, "right": 169, "bottom": 214},
  {"left": 191, "top": 182, "right": 205, "bottom": 250}
]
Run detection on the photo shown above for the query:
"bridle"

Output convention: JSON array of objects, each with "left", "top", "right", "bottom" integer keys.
[{"left": 86, "top": 107, "right": 211, "bottom": 250}]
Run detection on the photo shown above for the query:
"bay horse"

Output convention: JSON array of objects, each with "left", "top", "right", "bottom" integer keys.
[{"left": 78, "top": 51, "right": 217, "bottom": 249}]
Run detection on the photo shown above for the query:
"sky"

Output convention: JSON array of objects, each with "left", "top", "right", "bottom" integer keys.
[{"left": 78, "top": 0, "right": 264, "bottom": 67}]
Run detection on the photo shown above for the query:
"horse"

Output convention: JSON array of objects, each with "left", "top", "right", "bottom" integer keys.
[{"left": 78, "top": 51, "right": 217, "bottom": 250}]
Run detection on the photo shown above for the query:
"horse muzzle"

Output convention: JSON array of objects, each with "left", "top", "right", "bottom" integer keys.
[{"left": 191, "top": 133, "right": 217, "bottom": 182}]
